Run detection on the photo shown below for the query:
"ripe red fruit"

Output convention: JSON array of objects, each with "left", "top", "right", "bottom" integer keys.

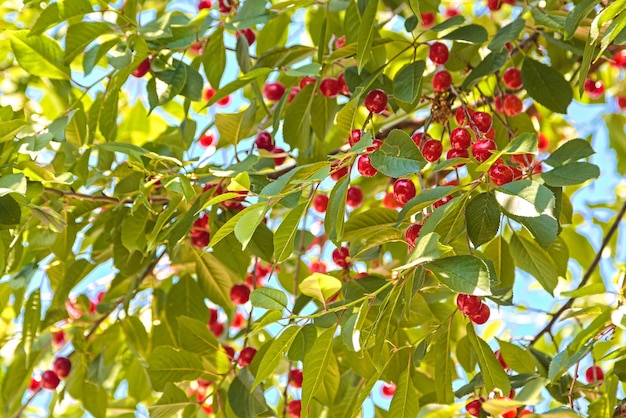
[
  {"left": 381, "top": 382, "right": 396, "bottom": 397},
  {"left": 53, "top": 357, "right": 72, "bottom": 378},
  {"left": 263, "top": 82, "right": 286, "bottom": 101},
  {"left": 204, "top": 87, "right": 216, "bottom": 101},
  {"left": 198, "top": 0, "right": 212, "bottom": 9},
  {"left": 429, "top": 42, "right": 449, "bottom": 65},
  {"left": 209, "top": 308, "right": 219, "bottom": 325},
  {"left": 255, "top": 131, "right": 274, "bottom": 151},
  {"left": 337, "top": 73, "right": 350, "bottom": 95},
  {"left": 393, "top": 178, "right": 416, "bottom": 205},
  {"left": 421, "top": 139, "right": 443, "bottom": 162},
  {"left": 469, "top": 303, "right": 490, "bottom": 325},
  {"left": 495, "top": 350, "right": 509, "bottom": 370},
  {"left": 364, "top": 89, "right": 388, "bottom": 114},
  {"left": 330, "top": 164, "right": 349, "bottom": 180},
  {"left": 366, "top": 139, "right": 383, "bottom": 152},
  {"left": 520, "top": 410, "right": 532, "bottom": 416},
  {"left": 405, "top": 223, "right": 422, "bottom": 250},
  {"left": 332, "top": 247, "right": 351, "bottom": 268},
  {"left": 199, "top": 131, "right": 214, "bottom": 147},
  {"left": 445, "top": 7, "right": 460, "bottom": 17},
  {"left": 335, "top": 35, "right": 346, "bottom": 49},
  {"left": 585, "top": 365, "right": 604, "bottom": 383},
  {"left": 300, "top": 76, "right": 317, "bottom": 89},
  {"left": 450, "top": 128, "right": 472, "bottom": 150},
  {"left": 320, "top": 78, "right": 341, "bottom": 98},
  {"left": 230, "top": 284, "right": 251, "bottom": 305},
  {"left": 287, "top": 400, "right": 302, "bottom": 418},
  {"left": 456, "top": 294, "right": 483, "bottom": 315},
  {"left": 617, "top": 95, "right": 626, "bottom": 110},
  {"left": 29, "top": 375, "right": 42, "bottom": 391},
  {"left": 455, "top": 107, "right": 470, "bottom": 125},
  {"left": 472, "top": 139, "right": 497, "bottom": 162},
  {"left": 349, "top": 129, "right": 361, "bottom": 147},
  {"left": 584, "top": 79, "right": 604, "bottom": 99},
  {"left": 503, "top": 94, "right": 523, "bottom": 116},
  {"left": 411, "top": 132, "right": 424, "bottom": 147},
  {"left": 489, "top": 164, "right": 514, "bottom": 185},
  {"left": 432, "top": 70, "right": 452, "bottom": 91},
  {"left": 420, "top": 12, "right": 435, "bottom": 27},
  {"left": 510, "top": 153, "right": 533, "bottom": 166},
  {"left": 231, "top": 311, "right": 246, "bottom": 329},
  {"left": 446, "top": 148, "right": 469, "bottom": 167},
  {"left": 189, "top": 41, "right": 203, "bottom": 55},
  {"left": 288, "top": 369, "right": 303, "bottom": 388},
  {"left": 313, "top": 194, "right": 329, "bottom": 212},
  {"left": 309, "top": 260, "right": 327, "bottom": 273},
  {"left": 52, "top": 330, "right": 65, "bottom": 346},
  {"left": 237, "top": 28, "right": 255, "bottom": 45},
  {"left": 271, "top": 147, "right": 286, "bottom": 166},
  {"left": 41, "top": 370, "right": 60, "bottom": 390},
  {"left": 471, "top": 111, "right": 493, "bottom": 133},
  {"left": 357, "top": 154, "right": 377, "bottom": 177},
  {"left": 538, "top": 133, "right": 549, "bottom": 151},
  {"left": 382, "top": 191, "right": 402, "bottom": 209},
  {"left": 346, "top": 186, "right": 364, "bottom": 208},
  {"left": 502, "top": 67, "right": 522, "bottom": 89},
  {"left": 132, "top": 58, "right": 151, "bottom": 78},
  {"left": 487, "top": 0, "right": 503, "bottom": 10},
  {"left": 218, "top": 0, "right": 233, "bottom": 13},
  {"left": 498, "top": 398, "right": 518, "bottom": 418},
  {"left": 466, "top": 399, "right": 482, "bottom": 416},
  {"left": 238, "top": 347, "right": 257, "bottom": 367},
  {"left": 223, "top": 345, "right": 235, "bottom": 361},
  {"left": 613, "top": 49, "right": 626, "bottom": 67}
]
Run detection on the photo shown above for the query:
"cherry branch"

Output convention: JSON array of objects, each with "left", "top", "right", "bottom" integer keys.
[
  {"left": 531, "top": 199, "right": 626, "bottom": 346},
  {"left": 44, "top": 187, "right": 170, "bottom": 205}
]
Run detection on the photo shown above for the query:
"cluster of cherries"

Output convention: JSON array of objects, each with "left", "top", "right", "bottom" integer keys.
[
  {"left": 30, "top": 357, "right": 71, "bottom": 392},
  {"left": 456, "top": 294, "right": 491, "bottom": 325}
]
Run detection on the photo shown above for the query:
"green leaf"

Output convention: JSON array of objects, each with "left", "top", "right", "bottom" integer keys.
[
  {"left": 206, "top": 67, "right": 272, "bottom": 106},
  {"left": 150, "top": 383, "right": 195, "bottom": 418},
  {"left": 344, "top": 207, "right": 398, "bottom": 241},
  {"left": 299, "top": 273, "right": 342, "bottom": 303},
  {"left": 356, "top": 0, "right": 379, "bottom": 72},
  {"left": 462, "top": 51, "right": 507, "bottom": 90},
  {"left": 521, "top": 58, "right": 573, "bottom": 114},
  {"left": 509, "top": 233, "right": 558, "bottom": 294},
  {"left": 166, "top": 276, "right": 208, "bottom": 323},
  {"left": 0, "top": 120, "right": 28, "bottom": 143},
  {"left": 9, "top": 30, "right": 70, "bottom": 80},
  {"left": 397, "top": 186, "right": 457, "bottom": 224},
  {"left": 565, "top": 0, "right": 599, "bottom": 39},
  {"left": 64, "top": 22, "right": 112, "bottom": 64},
  {"left": 466, "top": 323, "right": 511, "bottom": 394},
  {"left": 369, "top": 129, "right": 427, "bottom": 177},
  {"left": 541, "top": 162, "right": 600, "bottom": 186},
  {"left": 22, "top": 289, "right": 40, "bottom": 358},
  {"left": 394, "top": 60, "right": 425, "bottom": 103},
  {"left": 498, "top": 340, "right": 536, "bottom": 374},
  {"left": 253, "top": 45, "right": 317, "bottom": 69},
  {"left": 283, "top": 84, "right": 315, "bottom": 152},
  {"left": 194, "top": 251, "right": 237, "bottom": 310},
  {"left": 441, "top": 25, "right": 488, "bottom": 44},
  {"left": 0, "top": 174, "right": 27, "bottom": 197},
  {"left": 548, "top": 341, "right": 593, "bottom": 382},
  {"left": 121, "top": 206, "right": 148, "bottom": 252},
  {"left": 147, "top": 346, "right": 204, "bottom": 391},
  {"left": 483, "top": 237, "right": 515, "bottom": 289},
  {"left": 425, "top": 255, "right": 492, "bottom": 295},
  {"left": 465, "top": 192, "right": 501, "bottom": 247},
  {"left": 274, "top": 202, "right": 306, "bottom": 262},
  {"left": 494, "top": 180, "right": 555, "bottom": 218},
  {"left": 250, "top": 287, "right": 288, "bottom": 310},
  {"left": 253, "top": 326, "right": 300, "bottom": 389},
  {"left": 0, "top": 195, "right": 21, "bottom": 225},
  {"left": 302, "top": 327, "right": 335, "bottom": 417},
  {"left": 203, "top": 28, "right": 226, "bottom": 88},
  {"left": 177, "top": 316, "right": 220, "bottom": 355},
  {"left": 396, "top": 232, "right": 450, "bottom": 270},
  {"left": 30, "top": 0, "right": 92, "bottom": 35},
  {"left": 234, "top": 202, "right": 269, "bottom": 250},
  {"left": 433, "top": 324, "right": 454, "bottom": 403},
  {"left": 488, "top": 18, "right": 526, "bottom": 51},
  {"left": 543, "top": 138, "right": 595, "bottom": 167},
  {"left": 325, "top": 174, "right": 349, "bottom": 245},
  {"left": 311, "top": 92, "right": 338, "bottom": 141},
  {"left": 388, "top": 369, "right": 420, "bottom": 417},
  {"left": 229, "top": 368, "right": 274, "bottom": 417},
  {"left": 430, "top": 15, "right": 465, "bottom": 32}
]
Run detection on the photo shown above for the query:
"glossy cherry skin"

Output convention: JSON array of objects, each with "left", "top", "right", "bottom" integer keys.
[
  {"left": 230, "top": 284, "right": 251, "bottom": 305},
  {"left": 132, "top": 58, "right": 151, "bottom": 78},
  {"left": 432, "top": 70, "right": 452, "bottom": 91},
  {"left": 263, "top": 82, "right": 286, "bottom": 101},
  {"left": 312, "top": 194, "right": 329, "bottom": 213},
  {"left": 320, "top": 78, "right": 341, "bottom": 98},
  {"left": 469, "top": 303, "right": 490, "bottom": 325},
  {"left": 41, "top": 370, "right": 61, "bottom": 390},
  {"left": 393, "top": 179, "right": 416, "bottom": 206},
  {"left": 346, "top": 186, "right": 364, "bottom": 208},
  {"left": 429, "top": 42, "right": 449, "bottom": 65},
  {"left": 450, "top": 128, "right": 472, "bottom": 150},
  {"left": 357, "top": 155, "right": 377, "bottom": 177},
  {"left": 502, "top": 67, "right": 522, "bottom": 89},
  {"left": 255, "top": 131, "right": 274, "bottom": 151},
  {"left": 421, "top": 139, "right": 443, "bottom": 162},
  {"left": 472, "top": 139, "right": 497, "bottom": 162},
  {"left": 332, "top": 247, "right": 351, "bottom": 268},
  {"left": 364, "top": 89, "right": 388, "bottom": 114},
  {"left": 456, "top": 294, "right": 482, "bottom": 316},
  {"left": 489, "top": 164, "right": 514, "bottom": 185},
  {"left": 52, "top": 357, "right": 72, "bottom": 378},
  {"left": 585, "top": 365, "right": 605, "bottom": 383}
]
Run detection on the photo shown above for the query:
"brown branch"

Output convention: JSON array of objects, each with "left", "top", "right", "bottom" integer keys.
[
  {"left": 531, "top": 200, "right": 626, "bottom": 346},
  {"left": 44, "top": 187, "right": 170, "bottom": 205},
  {"left": 11, "top": 387, "right": 42, "bottom": 418}
]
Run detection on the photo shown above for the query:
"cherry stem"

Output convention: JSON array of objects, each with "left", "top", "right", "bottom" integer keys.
[{"left": 11, "top": 387, "right": 42, "bottom": 418}]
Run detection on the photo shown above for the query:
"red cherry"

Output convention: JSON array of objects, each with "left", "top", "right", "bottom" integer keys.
[
  {"left": 237, "top": 28, "right": 255, "bottom": 45},
  {"left": 432, "top": 70, "right": 452, "bottom": 91},
  {"left": 466, "top": 399, "right": 483, "bottom": 416},
  {"left": 309, "top": 260, "right": 327, "bottom": 273},
  {"left": 366, "top": 139, "right": 383, "bottom": 152},
  {"left": 313, "top": 194, "right": 329, "bottom": 213},
  {"left": 393, "top": 179, "right": 416, "bottom": 205},
  {"left": 494, "top": 95, "right": 504, "bottom": 113},
  {"left": 191, "top": 232, "right": 210, "bottom": 248},
  {"left": 429, "top": 42, "right": 449, "bottom": 65},
  {"left": 287, "top": 400, "right": 302, "bottom": 418},
  {"left": 300, "top": 76, "right": 317, "bottom": 89},
  {"left": 288, "top": 369, "right": 303, "bottom": 388},
  {"left": 585, "top": 365, "right": 605, "bottom": 383},
  {"left": 223, "top": 345, "right": 235, "bottom": 361},
  {"left": 450, "top": 128, "right": 472, "bottom": 150},
  {"left": 520, "top": 410, "right": 533, "bottom": 416},
  {"left": 198, "top": 0, "right": 212, "bottom": 9},
  {"left": 230, "top": 284, "right": 251, "bottom": 305},
  {"left": 255, "top": 131, "right": 274, "bottom": 151},
  {"left": 420, "top": 12, "right": 435, "bottom": 27},
  {"left": 446, "top": 148, "right": 469, "bottom": 167},
  {"left": 471, "top": 139, "right": 497, "bottom": 162},
  {"left": 469, "top": 303, "right": 490, "bottom": 324},
  {"left": 382, "top": 191, "right": 402, "bottom": 209},
  {"left": 218, "top": 0, "right": 233, "bottom": 13},
  {"left": 199, "top": 131, "right": 215, "bottom": 147},
  {"left": 357, "top": 154, "right": 377, "bottom": 177},
  {"left": 405, "top": 223, "right": 422, "bottom": 250},
  {"left": 238, "top": 347, "right": 257, "bottom": 367},
  {"left": 346, "top": 186, "right": 364, "bottom": 208},
  {"left": 471, "top": 111, "right": 493, "bottom": 133},
  {"left": 510, "top": 153, "right": 533, "bottom": 166},
  {"left": 332, "top": 247, "right": 351, "bottom": 268},
  {"left": 445, "top": 7, "right": 460, "bottom": 17},
  {"left": 495, "top": 349, "right": 509, "bottom": 370},
  {"left": 52, "top": 330, "right": 65, "bottom": 347},
  {"left": 489, "top": 164, "right": 514, "bottom": 185},
  {"left": 498, "top": 397, "right": 518, "bottom": 418},
  {"left": 349, "top": 129, "right": 361, "bottom": 147},
  {"left": 271, "top": 147, "right": 287, "bottom": 166},
  {"left": 503, "top": 94, "right": 523, "bottom": 116},
  {"left": 41, "top": 370, "right": 60, "bottom": 390},
  {"left": 411, "top": 132, "right": 424, "bottom": 147},
  {"left": 421, "top": 139, "right": 443, "bottom": 162},
  {"left": 189, "top": 41, "right": 203, "bottom": 55},
  {"left": 381, "top": 382, "right": 396, "bottom": 397},
  {"left": 209, "top": 308, "right": 219, "bottom": 325},
  {"left": 231, "top": 311, "right": 246, "bottom": 329},
  {"left": 485, "top": 126, "right": 496, "bottom": 140},
  {"left": 613, "top": 50, "right": 626, "bottom": 67},
  {"left": 617, "top": 95, "right": 626, "bottom": 110},
  {"left": 456, "top": 294, "right": 483, "bottom": 315},
  {"left": 320, "top": 78, "right": 341, "bottom": 98},
  {"left": 204, "top": 87, "right": 216, "bottom": 101},
  {"left": 217, "top": 95, "right": 231, "bottom": 106},
  {"left": 364, "top": 89, "right": 388, "bottom": 114},
  {"left": 455, "top": 107, "right": 474, "bottom": 126},
  {"left": 288, "top": 87, "right": 300, "bottom": 103},
  {"left": 52, "top": 357, "right": 72, "bottom": 378},
  {"left": 335, "top": 35, "right": 346, "bottom": 49},
  {"left": 263, "top": 82, "right": 286, "bottom": 101},
  {"left": 584, "top": 79, "right": 604, "bottom": 99},
  {"left": 502, "top": 67, "right": 522, "bottom": 89},
  {"left": 487, "top": 0, "right": 503, "bottom": 10},
  {"left": 330, "top": 165, "right": 349, "bottom": 181},
  {"left": 337, "top": 73, "right": 350, "bottom": 95},
  {"left": 29, "top": 375, "right": 42, "bottom": 391},
  {"left": 132, "top": 58, "right": 151, "bottom": 78}
]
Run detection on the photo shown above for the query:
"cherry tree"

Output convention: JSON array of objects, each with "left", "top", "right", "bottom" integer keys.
[{"left": 0, "top": 0, "right": 625, "bottom": 416}]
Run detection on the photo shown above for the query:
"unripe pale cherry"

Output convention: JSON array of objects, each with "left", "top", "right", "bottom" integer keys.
[
  {"left": 364, "top": 89, "right": 388, "bottom": 114},
  {"left": 393, "top": 178, "right": 416, "bottom": 205},
  {"left": 421, "top": 139, "right": 443, "bottom": 162},
  {"left": 429, "top": 42, "right": 449, "bottom": 65},
  {"left": 432, "top": 70, "right": 452, "bottom": 91},
  {"left": 357, "top": 155, "right": 377, "bottom": 177},
  {"left": 263, "top": 82, "right": 286, "bottom": 101},
  {"left": 502, "top": 67, "right": 522, "bottom": 89},
  {"left": 332, "top": 247, "right": 351, "bottom": 268}
]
